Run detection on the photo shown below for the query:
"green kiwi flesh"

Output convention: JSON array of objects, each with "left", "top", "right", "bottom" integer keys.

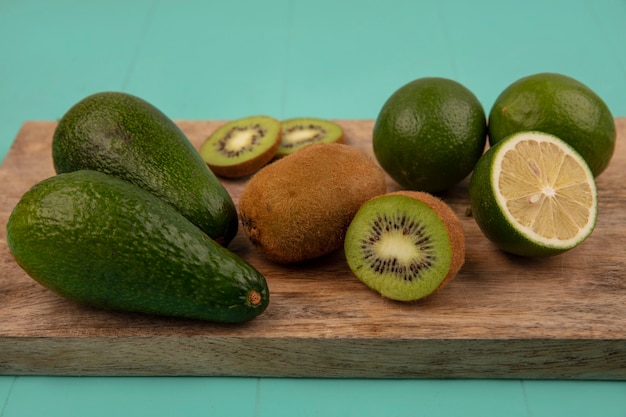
[
  {"left": 200, "top": 116, "right": 281, "bottom": 178},
  {"left": 344, "top": 191, "right": 465, "bottom": 302},
  {"left": 276, "top": 118, "right": 344, "bottom": 158}
]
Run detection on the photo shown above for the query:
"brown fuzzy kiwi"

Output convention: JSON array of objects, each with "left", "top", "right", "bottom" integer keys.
[
  {"left": 239, "top": 143, "right": 387, "bottom": 264},
  {"left": 200, "top": 116, "right": 281, "bottom": 178},
  {"left": 344, "top": 190, "right": 465, "bottom": 301}
]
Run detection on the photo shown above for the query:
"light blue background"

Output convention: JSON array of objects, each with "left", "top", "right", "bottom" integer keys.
[{"left": 1, "top": 1, "right": 625, "bottom": 416}]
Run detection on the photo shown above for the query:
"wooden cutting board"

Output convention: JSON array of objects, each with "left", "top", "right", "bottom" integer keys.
[{"left": 1, "top": 120, "right": 625, "bottom": 379}]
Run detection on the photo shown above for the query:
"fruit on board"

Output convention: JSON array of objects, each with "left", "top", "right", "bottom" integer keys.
[
  {"left": 469, "top": 131, "right": 597, "bottom": 257},
  {"left": 200, "top": 116, "right": 282, "bottom": 178},
  {"left": 239, "top": 143, "right": 387, "bottom": 264},
  {"left": 344, "top": 191, "right": 465, "bottom": 302},
  {"left": 6, "top": 170, "right": 269, "bottom": 323},
  {"left": 488, "top": 72, "right": 616, "bottom": 176},
  {"left": 276, "top": 118, "right": 344, "bottom": 158},
  {"left": 372, "top": 77, "right": 487, "bottom": 193},
  {"left": 52, "top": 91, "right": 238, "bottom": 246}
]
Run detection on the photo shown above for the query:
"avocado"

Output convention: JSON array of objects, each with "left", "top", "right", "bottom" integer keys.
[
  {"left": 6, "top": 170, "right": 269, "bottom": 323},
  {"left": 52, "top": 91, "right": 238, "bottom": 246}
]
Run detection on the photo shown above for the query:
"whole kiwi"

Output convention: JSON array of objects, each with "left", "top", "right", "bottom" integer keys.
[{"left": 239, "top": 143, "right": 387, "bottom": 264}]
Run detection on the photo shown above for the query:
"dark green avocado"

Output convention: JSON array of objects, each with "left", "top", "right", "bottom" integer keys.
[
  {"left": 6, "top": 170, "right": 269, "bottom": 323},
  {"left": 52, "top": 91, "right": 238, "bottom": 246}
]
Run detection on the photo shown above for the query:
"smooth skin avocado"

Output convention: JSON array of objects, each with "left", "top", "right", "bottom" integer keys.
[
  {"left": 52, "top": 91, "right": 238, "bottom": 246},
  {"left": 6, "top": 170, "right": 269, "bottom": 323}
]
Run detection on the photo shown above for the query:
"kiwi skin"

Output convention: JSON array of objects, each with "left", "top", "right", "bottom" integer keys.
[
  {"left": 239, "top": 143, "right": 387, "bottom": 264},
  {"left": 347, "top": 191, "right": 465, "bottom": 301}
]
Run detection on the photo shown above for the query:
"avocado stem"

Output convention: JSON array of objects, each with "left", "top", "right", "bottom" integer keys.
[{"left": 248, "top": 290, "right": 262, "bottom": 306}]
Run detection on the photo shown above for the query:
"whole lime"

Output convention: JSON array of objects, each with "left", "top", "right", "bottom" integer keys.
[
  {"left": 488, "top": 72, "right": 616, "bottom": 176},
  {"left": 373, "top": 77, "right": 487, "bottom": 193}
]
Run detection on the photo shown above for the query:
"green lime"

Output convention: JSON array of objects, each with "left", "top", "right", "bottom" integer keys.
[
  {"left": 469, "top": 131, "right": 597, "bottom": 257},
  {"left": 373, "top": 77, "right": 487, "bottom": 193},
  {"left": 488, "top": 72, "right": 616, "bottom": 176}
]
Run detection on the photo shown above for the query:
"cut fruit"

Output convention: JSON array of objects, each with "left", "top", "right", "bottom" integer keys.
[
  {"left": 344, "top": 191, "right": 465, "bottom": 302},
  {"left": 469, "top": 131, "right": 597, "bottom": 257},
  {"left": 276, "top": 118, "right": 344, "bottom": 158},
  {"left": 200, "top": 116, "right": 281, "bottom": 178}
]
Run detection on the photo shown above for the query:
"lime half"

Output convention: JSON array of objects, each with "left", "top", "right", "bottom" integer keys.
[{"left": 469, "top": 131, "right": 597, "bottom": 257}]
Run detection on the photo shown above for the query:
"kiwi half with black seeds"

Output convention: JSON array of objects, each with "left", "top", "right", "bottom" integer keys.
[
  {"left": 200, "top": 116, "right": 281, "bottom": 178},
  {"left": 344, "top": 191, "right": 465, "bottom": 302},
  {"left": 276, "top": 118, "right": 344, "bottom": 158}
]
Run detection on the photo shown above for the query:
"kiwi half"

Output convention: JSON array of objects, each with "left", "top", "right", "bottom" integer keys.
[
  {"left": 344, "top": 191, "right": 465, "bottom": 302},
  {"left": 200, "top": 116, "right": 281, "bottom": 178},
  {"left": 276, "top": 118, "right": 344, "bottom": 158}
]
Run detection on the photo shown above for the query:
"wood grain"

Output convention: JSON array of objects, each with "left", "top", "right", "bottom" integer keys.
[{"left": 1, "top": 119, "right": 625, "bottom": 378}]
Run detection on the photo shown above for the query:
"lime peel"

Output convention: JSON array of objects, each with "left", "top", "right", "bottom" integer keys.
[{"left": 488, "top": 72, "right": 616, "bottom": 176}]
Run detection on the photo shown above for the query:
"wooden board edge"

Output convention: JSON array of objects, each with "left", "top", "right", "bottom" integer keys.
[{"left": 1, "top": 336, "right": 624, "bottom": 379}]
